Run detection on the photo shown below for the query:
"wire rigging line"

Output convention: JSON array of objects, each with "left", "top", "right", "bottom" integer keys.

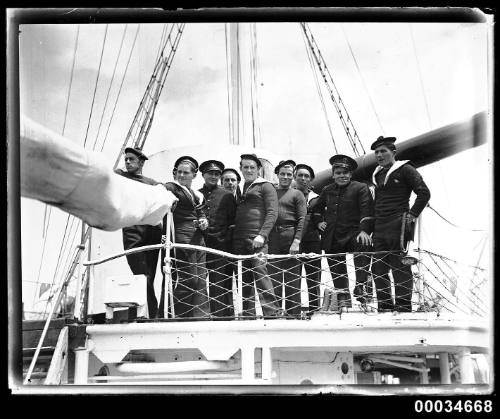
[
  {"left": 340, "top": 24, "right": 385, "bottom": 135},
  {"left": 300, "top": 22, "right": 364, "bottom": 156},
  {"left": 300, "top": 25, "right": 338, "bottom": 153},
  {"left": 236, "top": 25, "right": 244, "bottom": 145},
  {"left": 83, "top": 24, "right": 109, "bottom": 148},
  {"left": 252, "top": 24, "right": 263, "bottom": 148},
  {"left": 32, "top": 212, "right": 72, "bottom": 309},
  {"left": 155, "top": 24, "right": 169, "bottom": 63},
  {"left": 100, "top": 24, "right": 141, "bottom": 152},
  {"left": 41, "top": 219, "right": 82, "bottom": 316},
  {"left": 427, "top": 204, "right": 486, "bottom": 232},
  {"left": 249, "top": 23, "right": 260, "bottom": 148},
  {"left": 92, "top": 24, "right": 128, "bottom": 151},
  {"left": 408, "top": 24, "right": 433, "bottom": 130},
  {"left": 224, "top": 24, "right": 234, "bottom": 145},
  {"left": 35, "top": 25, "right": 81, "bottom": 306}
]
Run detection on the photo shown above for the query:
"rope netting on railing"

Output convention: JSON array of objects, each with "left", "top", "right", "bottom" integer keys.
[{"left": 157, "top": 243, "right": 488, "bottom": 320}]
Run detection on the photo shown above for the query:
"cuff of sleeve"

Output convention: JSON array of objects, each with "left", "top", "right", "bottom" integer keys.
[{"left": 360, "top": 217, "right": 374, "bottom": 233}]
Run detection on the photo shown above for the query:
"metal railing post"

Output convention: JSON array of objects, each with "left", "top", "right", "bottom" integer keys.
[
  {"left": 163, "top": 210, "right": 175, "bottom": 318},
  {"left": 237, "top": 259, "right": 243, "bottom": 317}
]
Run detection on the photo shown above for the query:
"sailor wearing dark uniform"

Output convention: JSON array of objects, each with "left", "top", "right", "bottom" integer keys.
[
  {"left": 232, "top": 154, "right": 282, "bottom": 317},
  {"left": 370, "top": 136, "right": 431, "bottom": 312},
  {"left": 199, "top": 160, "right": 237, "bottom": 318},
  {"left": 312, "top": 154, "right": 374, "bottom": 308},
  {"left": 220, "top": 167, "right": 241, "bottom": 294},
  {"left": 293, "top": 163, "right": 322, "bottom": 314},
  {"left": 268, "top": 160, "right": 307, "bottom": 317},
  {"left": 115, "top": 147, "right": 162, "bottom": 319},
  {"left": 159, "top": 156, "right": 210, "bottom": 318},
  {"left": 221, "top": 168, "right": 242, "bottom": 201}
]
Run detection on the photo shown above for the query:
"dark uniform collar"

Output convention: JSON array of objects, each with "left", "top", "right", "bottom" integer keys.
[
  {"left": 201, "top": 183, "right": 219, "bottom": 192},
  {"left": 332, "top": 180, "right": 351, "bottom": 189}
]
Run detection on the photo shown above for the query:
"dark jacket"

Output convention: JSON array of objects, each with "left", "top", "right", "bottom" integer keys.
[
  {"left": 233, "top": 177, "right": 278, "bottom": 241},
  {"left": 199, "top": 184, "right": 237, "bottom": 249},
  {"left": 298, "top": 189, "right": 321, "bottom": 243},
  {"left": 372, "top": 160, "right": 431, "bottom": 220},
  {"left": 115, "top": 169, "right": 162, "bottom": 250},
  {"left": 114, "top": 169, "right": 158, "bottom": 187},
  {"left": 163, "top": 181, "right": 206, "bottom": 229},
  {"left": 312, "top": 180, "right": 374, "bottom": 251}
]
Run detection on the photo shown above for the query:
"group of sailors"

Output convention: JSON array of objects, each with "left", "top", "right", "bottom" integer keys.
[{"left": 115, "top": 135, "right": 430, "bottom": 320}]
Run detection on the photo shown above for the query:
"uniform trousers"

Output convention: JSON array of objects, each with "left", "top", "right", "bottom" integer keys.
[
  {"left": 371, "top": 215, "right": 413, "bottom": 312},
  {"left": 123, "top": 225, "right": 162, "bottom": 319},
  {"left": 268, "top": 226, "right": 302, "bottom": 316},
  {"left": 232, "top": 237, "right": 280, "bottom": 317},
  {"left": 159, "top": 225, "right": 210, "bottom": 318},
  {"left": 327, "top": 235, "right": 372, "bottom": 301},
  {"left": 299, "top": 240, "right": 322, "bottom": 312},
  {"left": 205, "top": 238, "right": 234, "bottom": 318}
]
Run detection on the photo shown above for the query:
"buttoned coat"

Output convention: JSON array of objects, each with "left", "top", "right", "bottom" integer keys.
[
  {"left": 312, "top": 180, "right": 374, "bottom": 252},
  {"left": 199, "top": 185, "right": 236, "bottom": 250}
]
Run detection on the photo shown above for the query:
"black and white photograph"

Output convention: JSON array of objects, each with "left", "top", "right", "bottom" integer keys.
[{"left": 7, "top": 7, "right": 494, "bottom": 400}]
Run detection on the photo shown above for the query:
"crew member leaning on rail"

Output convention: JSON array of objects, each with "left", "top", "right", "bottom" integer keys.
[
  {"left": 232, "top": 154, "right": 283, "bottom": 318},
  {"left": 114, "top": 147, "right": 163, "bottom": 319},
  {"left": 370, "top": 136, "right": 431, "bottom": 312},
  {"left": 268, "top": 160, "right": 306, "bottom": 317},
  {"left": 158, "top": 156, "right": 210, "bottom": 319},
  {"left": 198, "top": 160, "right": 237, "bottom": 318},
  {"left": 312, "top": 154, "right": 374, "bottom": 309},
  {"left": 293, "top": 163, "right": 322, "bottom": 314}
]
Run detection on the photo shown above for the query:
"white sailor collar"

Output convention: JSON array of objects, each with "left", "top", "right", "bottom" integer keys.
[
  {"left": 372, "top": 160, "right": 410, "bottom": 187},
  {"left": 244, "top": 176, "right": 271, "bottom": 190},
  {"left": 307, "top": 190, "right": 319, "bottom": 204},
  {"left": 171, "top": 180, "right": 205, "bottom": 204}
]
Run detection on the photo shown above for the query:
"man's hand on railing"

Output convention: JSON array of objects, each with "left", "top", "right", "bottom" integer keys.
[
  {"left": 289, "top": 239, "right": 300, "bottom": 254},
  {"left": 252, "top": 235, "right": 265, "bottom": 250},
  {"left": 356, "top": 231, "right": 372, "bottom": 247},
  {"left": 198, "top": 217, "right": 209, "bottom": 231}
]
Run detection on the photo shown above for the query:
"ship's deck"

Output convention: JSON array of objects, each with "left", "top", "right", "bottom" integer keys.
[{"left": 85, "top": 312, "right": 490, "bottom": 364}]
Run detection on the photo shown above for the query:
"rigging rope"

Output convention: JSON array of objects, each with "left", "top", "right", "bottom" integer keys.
[
  {"left": 92, "top": 24, "right": 128, "bottom": 151},
  {"left": 224, "top": 24, "right": 234, "bottom": 145},
  {"left": 34, "top": 25, "right": 81, "bottom": 309},
  {"left": 40, "top": 216, "right": 80, "bottom": 316},
  {"left": 300, "top": 22, "right": 364, "bottom": 156},
  {"left": 409, "top": 24, "right": 433, "bottom": 129},
  {"left": 427, "top": 204, "right": 486, "bottom": 232},
  {"left": 236, "top": 25, "right": 244, "bottom": 145},
  {"left": 249, "top": 23, "right": 262, "bottom": 148},
  {"left": 100, "top": 24, "right": 141, "bottom": 152},
  {"left": 249, "top": 23, "right": 257, "bottom": 148},
  {"left": 83, "top": 24, "right": 109, "bottom": 148},
  {"left": 300, "top": 26, "right": 338, "bottom": 153},
  {"left": 340, "top": 24, "right": 385, "bottom": 135}
]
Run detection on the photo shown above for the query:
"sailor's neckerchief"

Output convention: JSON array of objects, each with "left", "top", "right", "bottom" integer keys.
[
  {"left": 171, "top": 180, "right": 204, "bottom": 208},
  {"left": 372, "top": 160, "right": 410, "bottom": 187}
]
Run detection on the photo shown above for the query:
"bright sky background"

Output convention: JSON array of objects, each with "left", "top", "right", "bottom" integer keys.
[{"left": 17, "top": 17, "right": 493, "bottom": 312}]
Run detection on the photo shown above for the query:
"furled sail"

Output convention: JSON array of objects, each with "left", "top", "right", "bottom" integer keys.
[{"left": 20, "top": 116, "right": 177, "bottom": 231}]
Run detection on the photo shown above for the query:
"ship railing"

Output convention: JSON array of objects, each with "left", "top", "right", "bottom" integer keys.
[{"left": 82, "top": 242, "right": 488, "bottom": 321}]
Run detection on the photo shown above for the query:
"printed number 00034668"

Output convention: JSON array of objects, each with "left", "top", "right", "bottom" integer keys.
[{"left": 415, "top": 400, "right": 492, "bottom": 413}]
